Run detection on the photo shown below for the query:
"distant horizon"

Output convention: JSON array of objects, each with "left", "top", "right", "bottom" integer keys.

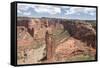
[
  {"left": 17, "top": 3, "right": 96, "bottom": 20},
  {"left": 17, "top": 16, "right": 96, "bottom": 21}
]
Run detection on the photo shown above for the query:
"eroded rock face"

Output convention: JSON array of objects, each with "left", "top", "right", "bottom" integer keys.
[
  {"left": 55, "top": 37, "right": 96, "bottom": 62},
  {"left": 17, "top": 44, "right": 46, "bottom": 64},
  {"left": 17, "top": 17, "right": 96, "bottom": 64},
  {"left": 62, "top": 21, "right": 96, "bottom": 48}
]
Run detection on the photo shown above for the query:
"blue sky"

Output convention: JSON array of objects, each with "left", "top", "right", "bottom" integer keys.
[{"left": 17, "top": 3, "right": 96, "bottom": 20}]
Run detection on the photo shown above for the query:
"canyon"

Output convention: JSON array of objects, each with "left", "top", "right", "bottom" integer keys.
[{"left": 17, "top": 17, "right": 96, "bottom": 64}]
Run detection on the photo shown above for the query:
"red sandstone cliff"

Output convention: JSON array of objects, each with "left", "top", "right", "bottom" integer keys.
[{"left": 17, "top": 17, "right": 96, "bottom": 64}]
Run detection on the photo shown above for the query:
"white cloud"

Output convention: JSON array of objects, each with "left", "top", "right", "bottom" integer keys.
[
  {"left": 32, "top": 5, "right": 61, "bottom": 15},
  {"left": 84, "top": 8, "right": 96, "bottom": 15},
  {"left": 17, "top": 4, "right": 30, "bottom": 11},
  {"left": 61, "top": 6, "right": 70, "bottom": 9},
  {"left": 18, "top": 4, "right": 33, "bottom": 16},
  {"left": 89, "top": 12, "right": 95, "bottom": 16},
  {"left": 64, "top": 7, "right": 96, "bottom": 16},
  {"left": 64, "top": 8, "right": 75, "bottom": 15},
  {"left": 17, "top": 3, "right": 96, "bottom": 20},
  {"left": 64, "top": 7, "right": 84, "bottom": 15},
  {"left": 84, "top": 8, "right": 96, "bottom": 12},
  {"left": 23, "top": 12, "right": 31, "bottom": 16},
  {"left": 17, "top": 10, "right": 22, "bottom": 14},
  {"left": 17, "top": 3, "right": 61, "bottom": 15}
]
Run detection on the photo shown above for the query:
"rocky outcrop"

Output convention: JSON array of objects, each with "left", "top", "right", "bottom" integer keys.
[
  {"left": 62, "top": 21, "right": 96, "bottom": 48},
  {"left": 17, "top": 17, "right": 96, "bottom": 64},
  {"left": 55, "top": 37, "right": 96, "bottom": 62}
]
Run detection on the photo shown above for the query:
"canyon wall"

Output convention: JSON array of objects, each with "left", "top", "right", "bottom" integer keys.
[{"left": 17, "top": 17, "right": 96, "bottom": 64}]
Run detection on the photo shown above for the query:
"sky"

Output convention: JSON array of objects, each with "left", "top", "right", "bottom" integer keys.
[{"left": 17, "top": 3, "right": 96, "bottom": 20}]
